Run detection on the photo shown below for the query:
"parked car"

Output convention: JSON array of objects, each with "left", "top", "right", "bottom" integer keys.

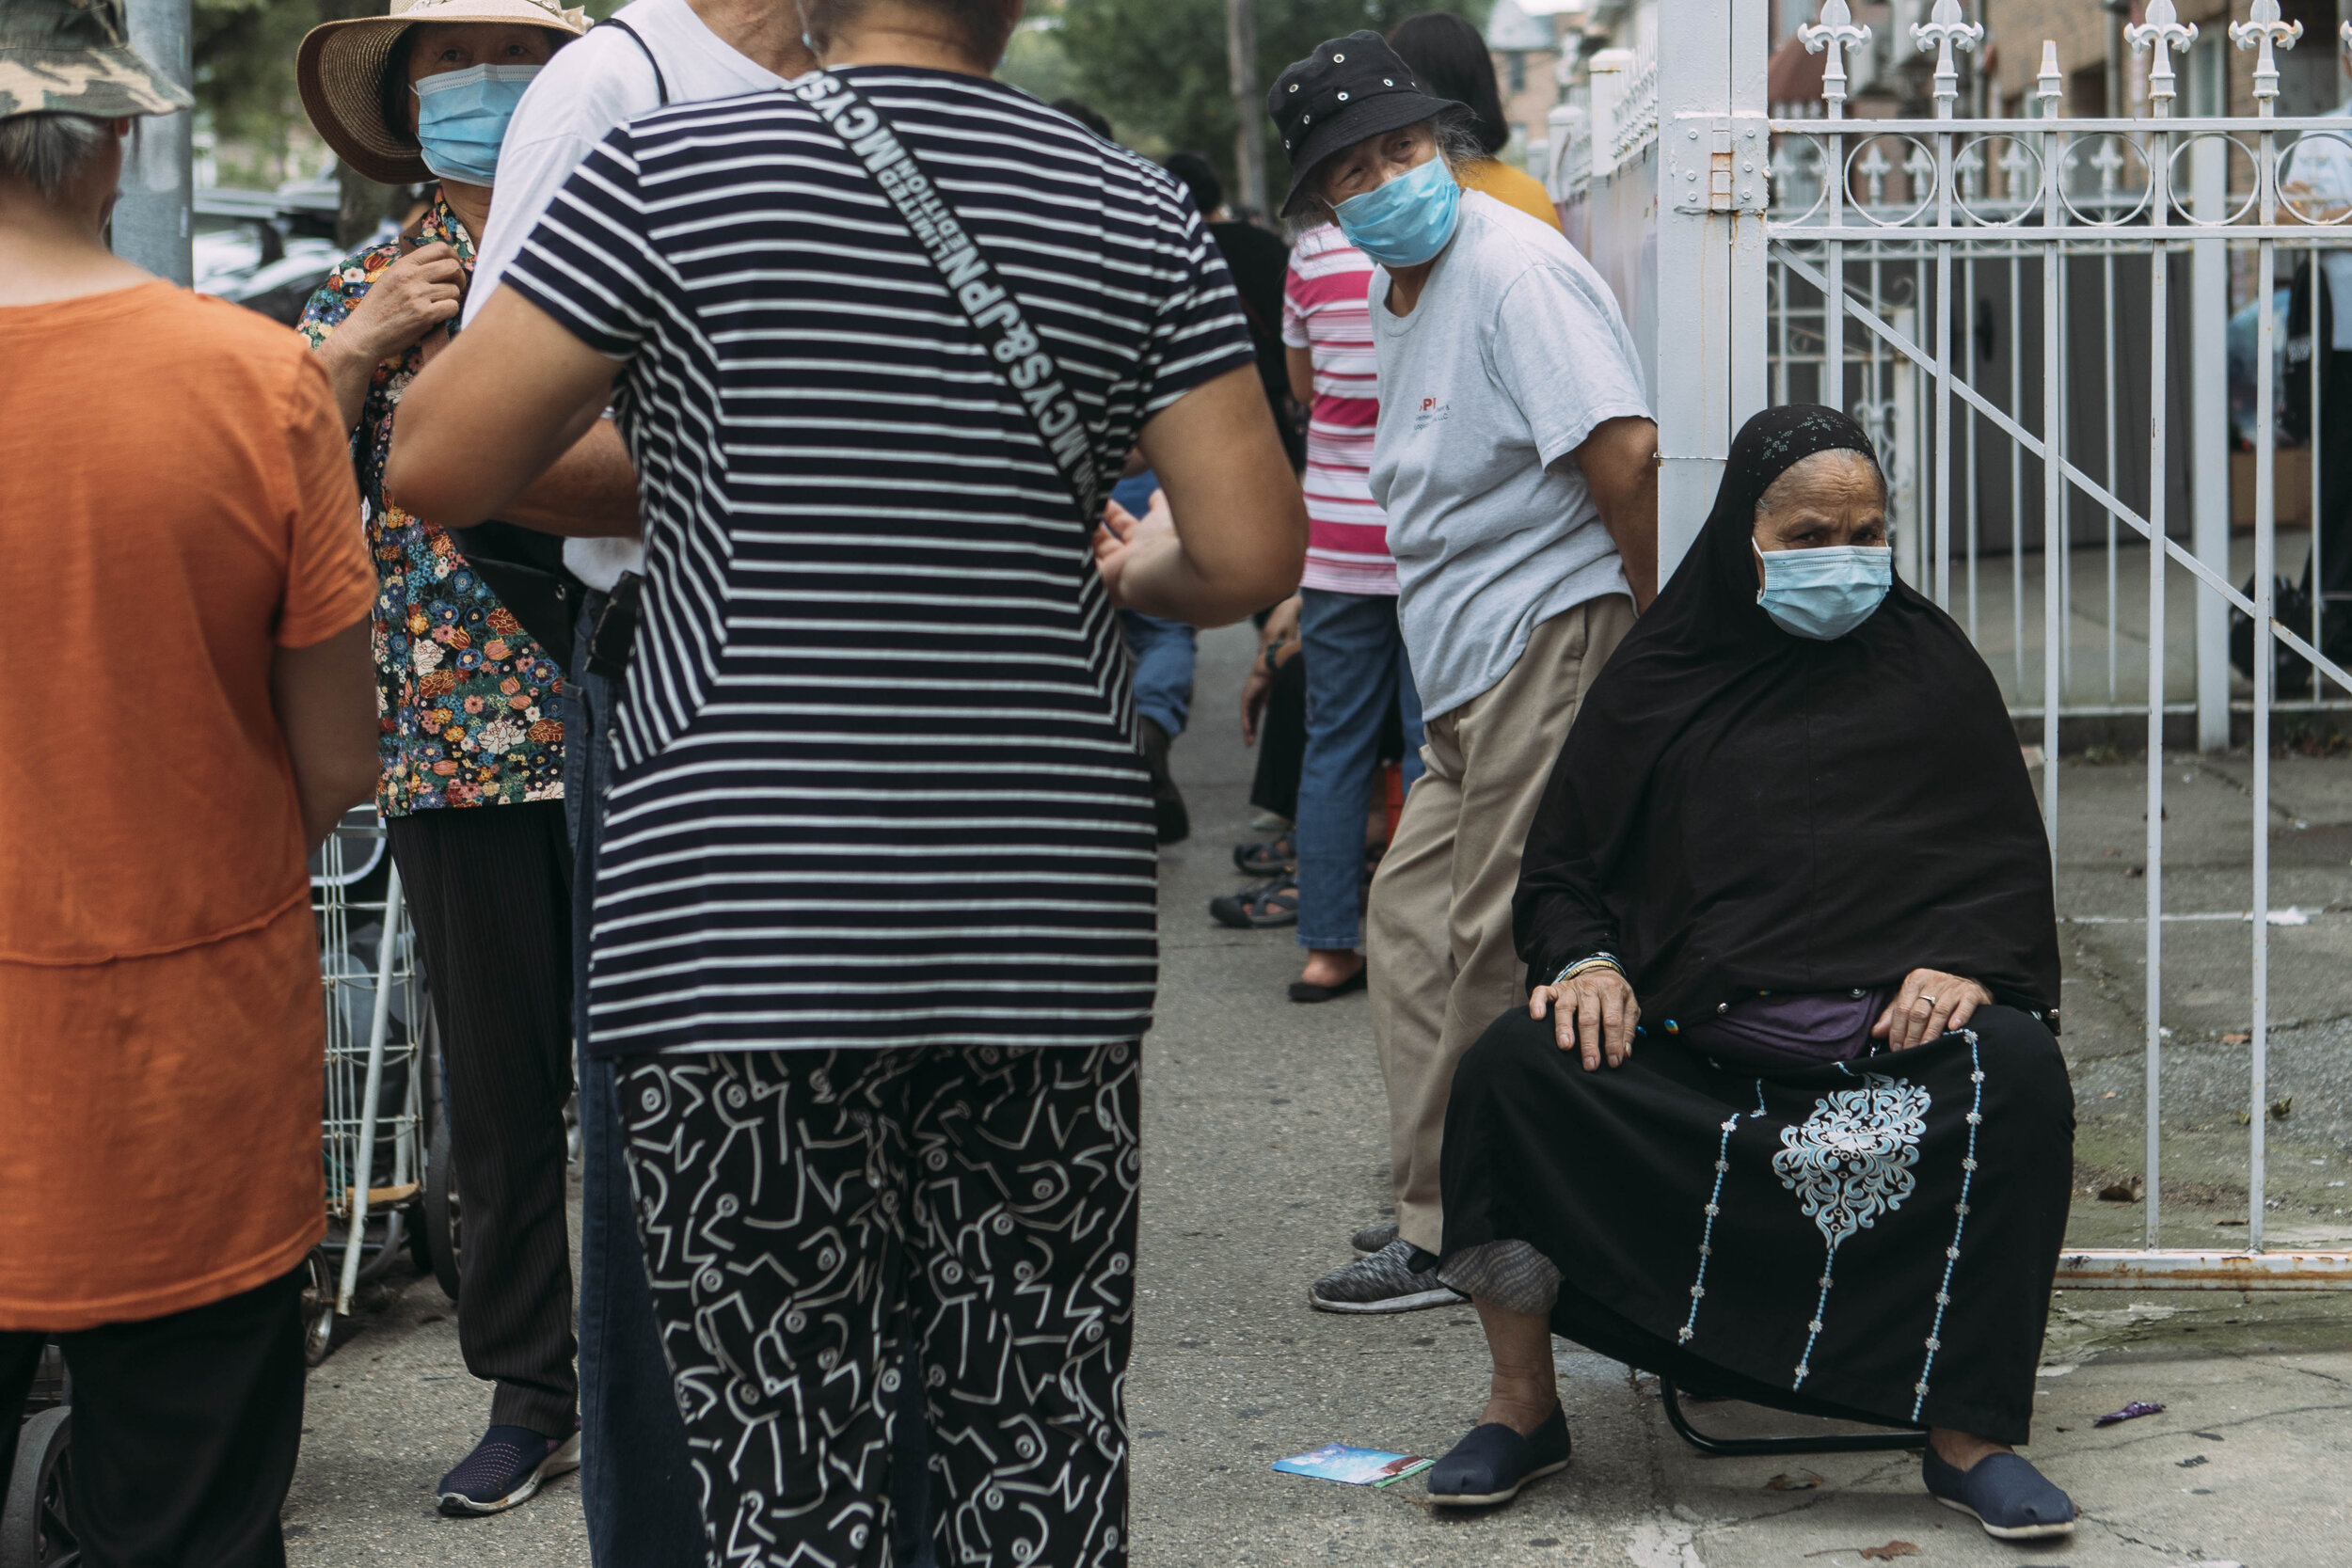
[{"left": 193, "top": 180, "right": 388, "bottom": 328}]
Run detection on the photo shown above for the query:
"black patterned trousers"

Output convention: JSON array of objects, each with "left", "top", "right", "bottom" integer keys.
[{"left": 615, "top": 1044, "right": 1140, "bottom": 1568}]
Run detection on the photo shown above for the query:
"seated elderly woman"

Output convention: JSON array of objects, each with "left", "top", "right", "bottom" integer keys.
[{"left": 1426, "top": 405, "right": 2077, "bottom": 1543}]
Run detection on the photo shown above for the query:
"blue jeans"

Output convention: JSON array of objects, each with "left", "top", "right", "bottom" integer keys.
[
  {"left": 1113, "top": 468, "right": 1196, "bottom": 737},
  {"left": 564, "top": 600, "right": 704, "bottom": 1568},
  {"left": 1121, "top": 610, "right": 1197, "bottom": 737},
  {"left": 1296, "top": 588, "right": 1423, "bottom": 951}
]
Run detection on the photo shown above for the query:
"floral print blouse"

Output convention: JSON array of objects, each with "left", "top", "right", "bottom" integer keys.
[{"left": 297, "top": 191, "right": 564, "bottom": 816}]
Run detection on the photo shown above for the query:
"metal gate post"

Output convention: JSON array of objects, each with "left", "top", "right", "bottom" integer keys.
[
  {"left": 2190, "top": 136, "right": 2232, "bottom": 750},
  {"left": 1656, "top": 0, "right": 1771, "bottom": 578},
  {"left": 2128, "top": 0, "right": 2197, "bottom": 1250},
  {"left": 1916, "top": 1, "right": 1982, "bottom": 611},
  {"left": 1729, "top": 0, "right": 1772, "bottom": 437},
  {"left": 1653, "top": 4, "right": 1726, "bottom": 578},
  {"left": 114, "top": 0, "right": 193, "bottom": 286},
  {"left": 2038, "top": 43, "right": 2064, "bottom": 854}
]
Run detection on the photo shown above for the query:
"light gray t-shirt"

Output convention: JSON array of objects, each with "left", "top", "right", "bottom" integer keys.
[
  {"left": 1368, "top": 191, "right": 1651, "bottom": 719},
  {"left": 466, "top": 0, "right": 786, "bottom": 591}
]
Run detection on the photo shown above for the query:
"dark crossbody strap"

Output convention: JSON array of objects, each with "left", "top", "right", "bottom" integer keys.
[
  {"left": 594, "top": 17, "right": 670, "bottom": 105},
  {"left": 793, "top": 70, "right": 1101, "bottom": 530}
]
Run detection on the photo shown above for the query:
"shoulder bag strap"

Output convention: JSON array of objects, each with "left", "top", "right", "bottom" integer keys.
[
  {"left": 594, "top": 17, "right": 671, "bottom": 106},
  {"left": 793, "top": 70, "right": 1102, "bottom": 530}
]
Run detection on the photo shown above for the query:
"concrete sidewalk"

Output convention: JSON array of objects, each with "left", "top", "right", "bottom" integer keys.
[{"left": 288, "top": 618, "right": 2352, "bottom": 1567}]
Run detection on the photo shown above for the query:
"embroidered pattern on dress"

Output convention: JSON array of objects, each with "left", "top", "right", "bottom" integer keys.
[
  {"left": 1677, "top": 1078, "right": 1772, "bottom": 1345},
  {"left": 1773, "top": 1073, "right": 1932, "bottom": 1389},
  {"left": 1912, "top": 1029, "right": 1985, "bottom": 1419}
]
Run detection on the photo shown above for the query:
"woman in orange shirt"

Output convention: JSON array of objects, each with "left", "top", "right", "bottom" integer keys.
[{"left": 0, "top": 2, "right": 378, "bottom": 1554}]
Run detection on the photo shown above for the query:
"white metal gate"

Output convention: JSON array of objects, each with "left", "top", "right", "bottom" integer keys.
[{"left": 1563, "top": 0, "right": 2352, "bottom": 1290}]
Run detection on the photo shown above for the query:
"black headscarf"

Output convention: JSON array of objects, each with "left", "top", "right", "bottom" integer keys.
[{"left": 1513, "top": 404, "right": 2059, "bottom": 1029}]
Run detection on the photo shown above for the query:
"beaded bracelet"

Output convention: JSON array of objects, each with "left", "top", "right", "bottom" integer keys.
[{"left": 1549, "top": 952, "right": 1625, "bottom": 989}]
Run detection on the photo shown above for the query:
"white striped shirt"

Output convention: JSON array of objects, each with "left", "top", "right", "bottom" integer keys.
[
  {"left": 1281, "top": 226, "right": 1396, "bottom": 595},
  {"left": 505, "top": 69, "right": 1254, "bottom": 1054}
]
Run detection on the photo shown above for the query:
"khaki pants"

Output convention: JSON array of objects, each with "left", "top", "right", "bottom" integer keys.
[{"left": 1369, "top": 595, "right": 1635, "bottom": 1256}]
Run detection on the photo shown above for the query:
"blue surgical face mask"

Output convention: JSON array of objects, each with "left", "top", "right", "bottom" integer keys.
[
  {"left": 412, "top": 62, "right": 541, "bottom": 185},
  {"left": 1332, "top": 155, "right": 1461, "bottom": 268},
  {"left": 1754, "top": 541, "right": 1893, "bottom": 640}
]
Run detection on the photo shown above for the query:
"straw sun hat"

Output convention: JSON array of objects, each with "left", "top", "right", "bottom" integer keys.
[{"left": 297, "top": 0, "right": 587, "bottom": 184}]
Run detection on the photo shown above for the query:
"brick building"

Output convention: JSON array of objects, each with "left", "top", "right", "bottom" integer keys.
[
  {"left": 1979, "top": 1, "right": 2328, "bottom": 119},
  {"left": 1486, "top": 0, "right": 1567, "bottom": 161}
]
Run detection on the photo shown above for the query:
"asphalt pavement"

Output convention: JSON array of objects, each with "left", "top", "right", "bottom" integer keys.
[{"left": 288, "top": 619, "right": 2352, "bottom": 1567}]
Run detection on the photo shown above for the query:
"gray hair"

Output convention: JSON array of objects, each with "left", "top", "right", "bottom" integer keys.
[
  {"left": 0, "top": 112, "right": 115, "bottom": 201},
  {"left": 1285, "top": 114, "right": 1487, "bottom": 235}
]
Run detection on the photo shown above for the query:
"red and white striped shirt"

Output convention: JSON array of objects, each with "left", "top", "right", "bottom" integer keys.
[{"left": 1281, "top": 226, "right": 1396, "bottom": 595}]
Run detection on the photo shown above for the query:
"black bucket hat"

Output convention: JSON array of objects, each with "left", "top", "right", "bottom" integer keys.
[{"left": 1265, "top": 30, "right": 1467, "bottom": 216}]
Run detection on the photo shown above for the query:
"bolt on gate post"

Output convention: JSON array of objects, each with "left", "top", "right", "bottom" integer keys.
[{"left": 1648, "top": 0, "right": 2352, "bottom": 1291}]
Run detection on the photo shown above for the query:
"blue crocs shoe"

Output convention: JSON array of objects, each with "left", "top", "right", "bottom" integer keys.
[
  {"left": 436, "top": 1424, "right": 581, "bottom": 1516},
  {"left": 1424, "top": 1405, "right": 1571, "bottom": 1507},
  {"left": 1922, "top": 1447, "right": 2076, "bottom": 1540}
]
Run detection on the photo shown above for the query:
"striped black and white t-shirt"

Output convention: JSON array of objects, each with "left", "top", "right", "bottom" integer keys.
[{"left": 506, "top": 68, "right": 1255, "bottom": 1056}]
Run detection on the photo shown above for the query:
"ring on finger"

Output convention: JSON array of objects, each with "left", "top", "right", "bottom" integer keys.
[{"left": 1918, "top": 994, "right": 1937, "bottom": 1007}]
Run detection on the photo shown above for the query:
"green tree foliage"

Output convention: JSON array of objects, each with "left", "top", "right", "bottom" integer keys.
[
  {"left": 1000, "top": 18, "right": 1078, "bottom": 108},
  {"left": 1056, "top": 0, "right": 1485, "bottom": 182},
  {"left": 193, "top": 0, "right": 313, "bottom": 156}
]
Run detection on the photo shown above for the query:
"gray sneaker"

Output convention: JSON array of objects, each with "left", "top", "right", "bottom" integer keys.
[
  {"left": 1350, "top": 1221, "right": 1399, "bottom": 1256},
  {"left": 1311, "top": 1240, "right": 1465, "bottom": 1314}
]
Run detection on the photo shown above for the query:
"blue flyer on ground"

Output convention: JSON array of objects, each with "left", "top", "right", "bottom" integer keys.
[{"left": 1271, "top": 1443, "right": 1435, "bottom": 1487}]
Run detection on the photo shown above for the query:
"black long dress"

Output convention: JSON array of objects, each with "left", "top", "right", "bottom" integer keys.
[{"left": 1440, "top": 405, "right": 2074, "bottom": 1444}]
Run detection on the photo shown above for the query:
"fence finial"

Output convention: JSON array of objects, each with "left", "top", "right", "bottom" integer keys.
[
  {"left": 2125, "top": 0, "right": 2199, "bottom": 118},
  {"left": 2232, "top": 0, "right": 2301, "bottom": 113},
  {"left": 1856, "top": 141, "right": 1892, "bottom": 202},
  {"left": 1799, "top": 0, "right": 1872, "bottom": 120},
  {"left": 2036, "top": 40, "right": 2063, "bottom": 115},
  {"left": 1912, "top": 0, "right": 1984, "bottom": 119}
]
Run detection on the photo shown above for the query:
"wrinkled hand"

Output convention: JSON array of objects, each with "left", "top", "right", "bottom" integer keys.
[
  {"left": 1872, "top": 968, "right": 1993, "bottom": 1050},
  {"left": 1093, "top": 486, "right": 1173, "bottom": 609},
  {"left": 340, "top": 242, "right": 464, "bottom": 365},
  {"left": 1529, "top": 967, "right": 1640, "bottom": 1072},
  {"left": 1241, "top": 593, "right": 1302, "bottom": 744}
]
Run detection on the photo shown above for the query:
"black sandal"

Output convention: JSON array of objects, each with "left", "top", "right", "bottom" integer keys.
[
  {"left": 1209, "top": 873, "right": 1297, "bottom": 929},
  {"left": 1232, "top": 834, "right": 1295, "bottom": 878}
]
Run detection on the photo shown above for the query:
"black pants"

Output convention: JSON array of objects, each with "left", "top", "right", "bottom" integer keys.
[
  {"left": 388, "top": 800, "right": 579, "bottom": 1437},
  {"left": 1248, "top": 650, "right": 1408, "bottom": 824},
  {"left": 615, "top": 1044, "right": 1140, "bottom": 1568},
  {"left": 0, "top": 1272, "right": 305, "bottom": 1567},
  {"left": 2314, "top": 340, "right": 2352, "bottom": 608},
  {"left": 1248, "top": 650, "right": 1308, "bottom": 821}
]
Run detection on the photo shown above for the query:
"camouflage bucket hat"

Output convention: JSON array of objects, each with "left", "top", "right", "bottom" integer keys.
[{"left": 0, "top": 0, "right": 194, "bottom": 121}]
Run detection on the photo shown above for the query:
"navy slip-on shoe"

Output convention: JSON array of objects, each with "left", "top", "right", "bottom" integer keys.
[
  {"left": 1425, "top": 1405, "right": 1571, "bottom": 1507},
  {"left": 1922, "top": 1447, "right": 2076, "bottom": 1540},
  {"left": 437, "top": 1424, "right": 582, "bottom": 1516}
]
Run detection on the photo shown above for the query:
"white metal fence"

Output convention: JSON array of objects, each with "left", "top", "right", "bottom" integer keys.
[{"left": 1557, "top": 0, "right": 2352, "bottom": 1290}]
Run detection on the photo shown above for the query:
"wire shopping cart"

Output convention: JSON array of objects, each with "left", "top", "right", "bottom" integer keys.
[
  {"left": 305, "top": 808, "right": 460, "bottom": 1365},
  {"left": 0, "top": 1343, "right": 71, "bottom": 1566}
]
